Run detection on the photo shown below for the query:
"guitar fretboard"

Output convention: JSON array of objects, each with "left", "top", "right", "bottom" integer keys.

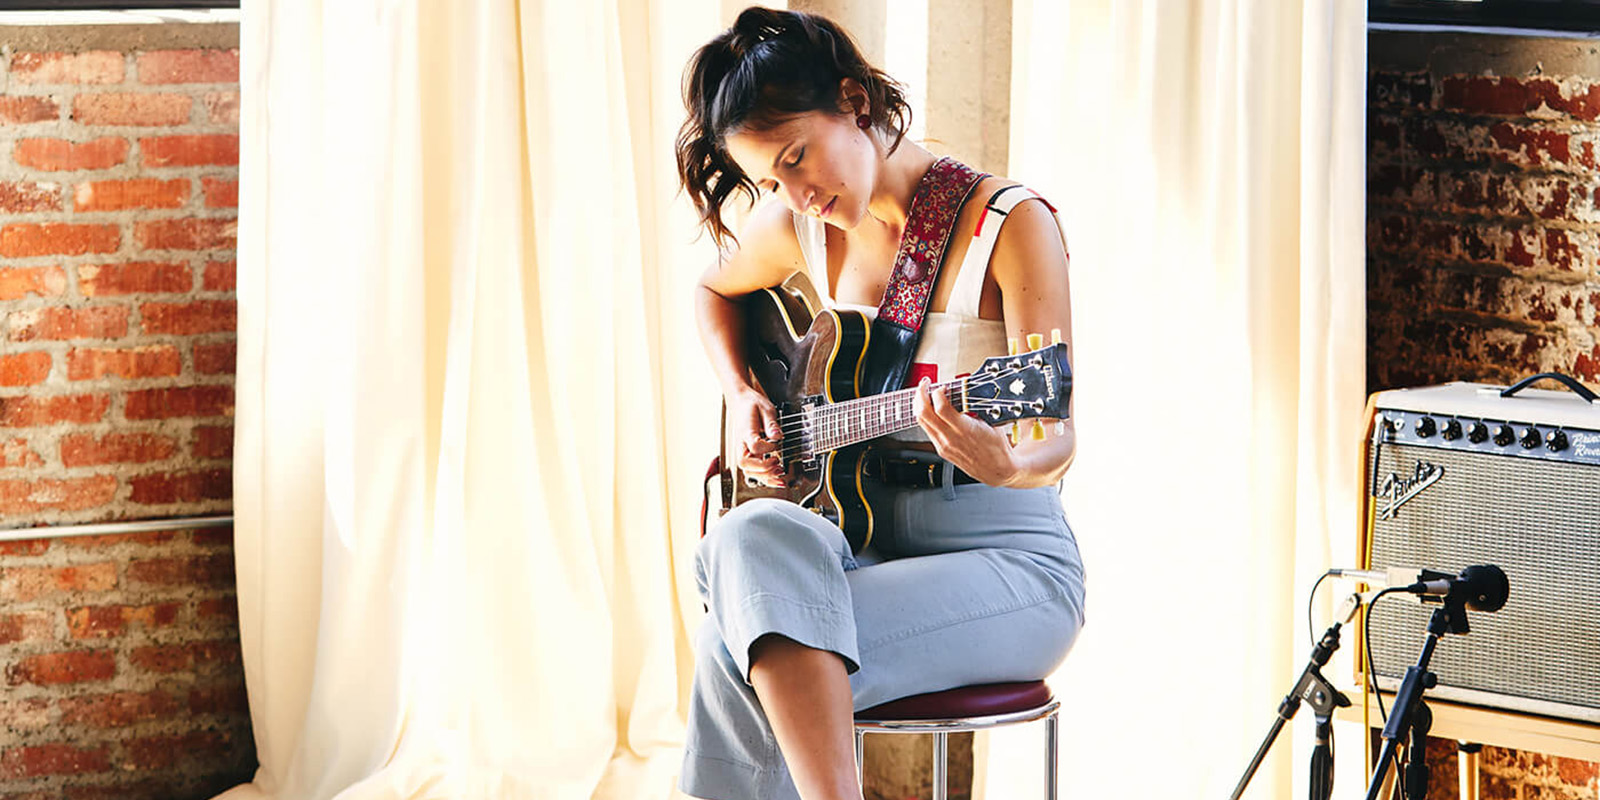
[{"left": 802, "top": 381, "right": 968, "bottom": 455}]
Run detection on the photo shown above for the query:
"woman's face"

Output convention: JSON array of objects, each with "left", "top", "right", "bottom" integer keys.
[{"left": 723, "top": 107, "right": 877, "bottom": 229}]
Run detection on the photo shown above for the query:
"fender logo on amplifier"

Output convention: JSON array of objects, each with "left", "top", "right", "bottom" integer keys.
[
  {"left": 1365, "top": 381, "right": 1600, "bottom": 724},
  {"left": 1376, "top": 461, "right": 1444, "bottom": 521}
]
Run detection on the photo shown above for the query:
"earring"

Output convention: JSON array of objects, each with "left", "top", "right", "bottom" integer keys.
[{"left": 856, "top": 114, "right": 871, "bottom": 130}]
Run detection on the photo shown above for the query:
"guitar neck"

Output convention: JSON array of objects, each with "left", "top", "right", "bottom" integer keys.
[{"left": 805, "top": 380, "right": 968, "bottom": 454}]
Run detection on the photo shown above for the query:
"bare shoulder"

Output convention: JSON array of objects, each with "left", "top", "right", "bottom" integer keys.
[
  {"left": 699, "top": 198, "right": 808, "bottom": 299},
  {"left": 978, "top": 175, "right": 1069, "bottom": 291}
]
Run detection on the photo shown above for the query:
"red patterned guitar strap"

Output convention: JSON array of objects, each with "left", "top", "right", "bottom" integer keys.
[{"left": 859, "top": 156, "right": 989, "bottom": 397}]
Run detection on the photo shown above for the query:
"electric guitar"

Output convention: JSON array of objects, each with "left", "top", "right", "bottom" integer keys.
[{"left": 719, "top": 283, "right": 1073, "bottom": 552}]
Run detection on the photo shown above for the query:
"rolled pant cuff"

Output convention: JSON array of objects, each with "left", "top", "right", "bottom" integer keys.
[
  {"left": 678, "top": 747, "right": 770, "bottom": 800},
  {"left": 728, "top": 592, "right": 861, "bottom": 683}
]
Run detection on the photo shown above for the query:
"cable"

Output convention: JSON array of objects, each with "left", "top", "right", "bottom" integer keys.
[
  {"left": 1364, "top": 587, "right": 1411, "bottom": 800},
  {"left": 1363, "top": 588, "right": 1406, "bottom": 723},
  {"left": 1307, "top": 569, "right": 1333, "bottom": 648}
]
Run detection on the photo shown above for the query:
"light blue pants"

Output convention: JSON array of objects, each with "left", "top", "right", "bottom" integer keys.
[{"left": 678, "top": 468, "right": 1086, "bottom": 800}]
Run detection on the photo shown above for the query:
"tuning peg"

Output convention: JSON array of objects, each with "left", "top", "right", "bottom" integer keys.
[
  {"left": 1007, "top": 337, "right": 1018, "bottom": 356},
  {"left": 1051, "top": 328, "right": 1062, "bottom": 345},
  {"left": 1027, "top": 332, "right": 1044, "bottom": 350},
  {"left": 1031, "top": 420, "right": 1047, "bottom": 441}
]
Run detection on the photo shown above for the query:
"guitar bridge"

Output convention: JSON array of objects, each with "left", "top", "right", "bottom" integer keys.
[{"left": 778, "top": 397, "right": 823, "bottom": 472}]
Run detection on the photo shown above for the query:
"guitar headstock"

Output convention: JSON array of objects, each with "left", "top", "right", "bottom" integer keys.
[{"left": 963, "top": 334, "right": 1072, "bottom": 426}]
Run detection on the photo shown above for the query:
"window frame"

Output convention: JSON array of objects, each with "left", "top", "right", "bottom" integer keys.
[
  {"left": 0, "top": 1, "right": 238, "bottom": 9},
  {"left": 1371, "top": 0, "right": 1600, "bottom": 33}
]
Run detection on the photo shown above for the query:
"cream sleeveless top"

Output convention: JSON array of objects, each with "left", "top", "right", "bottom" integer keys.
[{"left": 792, "top": 184, "right": 1052, "bottom": 442}]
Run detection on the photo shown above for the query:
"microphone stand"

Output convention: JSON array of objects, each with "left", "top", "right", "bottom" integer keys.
[
  {"left": 1230, "top": 593, "right": 1357, "bottom": 800},
  {"left": 1364, "top": 596, "right": 1471, "bottom": 800}
]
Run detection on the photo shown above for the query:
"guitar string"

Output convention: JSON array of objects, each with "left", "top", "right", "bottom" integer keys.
[
  {"left": 770, "top": 410, "right": 1061, "bottom": 462},
  {"left": 764, "top": 362, "right": 1049, "bottom": 432},
  {"left": 765, "top": 362, "right": 1056, "bottom": 441},
  {"left": 766, "top": 369, "right": 1059, "bottom": 447},
  {"left": 774, "top": 399, "right": 1050, "bottom": 457},
  {"left": 770, "top": 399, "right": 1049, "bottom": 454},
  {"left": 764, "top": 372, "right": 1064, "bottom": 459}
]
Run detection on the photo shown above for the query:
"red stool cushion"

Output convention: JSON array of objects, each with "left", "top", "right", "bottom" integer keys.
[{"left": 855, "top": 680, "right": 1053, "bottom": 722}]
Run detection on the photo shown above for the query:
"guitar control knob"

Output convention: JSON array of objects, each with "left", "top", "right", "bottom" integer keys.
[
  {"left": 1493, "top": 425, "right": 1515, "bottom": 446},
  {"left": 1467, "top": 422, "right": 1488, "bottom": 444},
  {"left": 1441, "top": 420, "right": 1463, "bottom": 441},
  {"left": 1414, "top": 417, "right": 1437, "bottom": 438},
  {"left": 1520, "top": 426, "right": 1541, "bottom": 449},
  {"left": 1546, "top": 430, "right": 1569, "bottom": 452}
]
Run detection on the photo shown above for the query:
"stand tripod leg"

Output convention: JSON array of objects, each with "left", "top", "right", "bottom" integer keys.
[
  {"left": 1232, "top": 619, "right": 1351, "bottom": 800},
  {"left": 1457, "top": 742, "right": 1481, "bottom": 800},
  {"left": 1310, "top": 715, "right": 1335, "bottom": 800},
  {"left": 1377, "top": 765, "right": 1399, "bottom": 800},
  {"left": 1370, "top": 732, "right": 1403, "bottom": 800},
  {"left": 1405, "top": 703, "right": 1434, "bottom": 799}
]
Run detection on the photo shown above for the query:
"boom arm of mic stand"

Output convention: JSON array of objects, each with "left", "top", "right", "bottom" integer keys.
[{"left": 1229, "top": 593, "right": 1359, "bottom": 800}]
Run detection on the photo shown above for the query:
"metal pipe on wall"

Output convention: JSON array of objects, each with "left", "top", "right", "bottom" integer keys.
[{"left": 0, "top": 515, "right": 233, "bottom": 542}]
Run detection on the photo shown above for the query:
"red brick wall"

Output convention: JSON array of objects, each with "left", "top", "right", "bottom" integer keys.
[
  {"left": 1368, "top": 31, "right": 1600, "bottom": 392},
  {"left": 0, "top": 21, "right": 251, "bottom": 799},
  {"left": 1368, "top": 29, "right": 1600, "bottom": 799}
]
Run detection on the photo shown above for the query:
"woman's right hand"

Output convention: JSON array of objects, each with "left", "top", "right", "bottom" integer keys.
[{"left": 730, "top": 385, "right": 786, "bottom": 488}]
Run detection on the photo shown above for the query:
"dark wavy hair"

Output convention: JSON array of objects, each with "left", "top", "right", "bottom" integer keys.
[{"left": 675, "top": 6, "right": 913, "bottom": 251}]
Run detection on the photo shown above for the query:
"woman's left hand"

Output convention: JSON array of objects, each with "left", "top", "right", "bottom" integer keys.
[{"left": 913, "top": 377, "right": 1020, "bottom": 487}]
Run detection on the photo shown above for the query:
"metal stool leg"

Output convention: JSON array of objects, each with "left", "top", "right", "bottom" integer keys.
[
  {"left": 932, "top": 731, "right": 948, "bottom": 800},
  {"left": 1046, "top": 710, "right": 1059, "bottom": 799},
  {"left": 854, "top": 728, "right": 865, "bottom": 789}
]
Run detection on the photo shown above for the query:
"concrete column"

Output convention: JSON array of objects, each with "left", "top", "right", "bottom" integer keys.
[
  {"left": 926, "top": 0, "right": 1011, "bottom": 173},
  {"left": 788, "top": 0, "right": 888, "bottom": 64}
]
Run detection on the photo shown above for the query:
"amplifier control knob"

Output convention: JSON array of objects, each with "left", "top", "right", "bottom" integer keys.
[
  {"left": 1381, "top": 416, "right": 1400, "bottom": 436},
  {"left": 1520, "top": 426, "right": 1541, "bottom": 449},
  {"left": 1547, "top": 430, "right": 1569, "bottom": 452},
  {"left": 1493, "top": 425, "right": 1515, "bottom": 446},
  {"left": 1442, "top": 420, "right": 1463, "bottom": 441},
  {"left": 1415, "top": 417, "right": 1437, "bottom": 438},
  {"left": 1467, "top": 422, "right": 1488, "bottom": 443}
]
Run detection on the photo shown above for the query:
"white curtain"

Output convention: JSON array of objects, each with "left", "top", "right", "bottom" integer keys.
[
  {"left": 985, "top": 1, "right": 1368, "bottom": 797},
  {"left": 226, "top": 1, "right": 723, "bottom": 798}
]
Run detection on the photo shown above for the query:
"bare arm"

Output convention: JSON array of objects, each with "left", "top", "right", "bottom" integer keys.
[
  {"left": 695, "top": 199, "right": 809, "bottom": 486},
  {"left": 992, "top": 198, "right": 1076, "bottom": 486},
  {"left": 915, "top": 196, "right": 1076, "bottom": 488}
]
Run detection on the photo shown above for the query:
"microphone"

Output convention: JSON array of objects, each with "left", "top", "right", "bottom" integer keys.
[
  {"left": 1422, "top": 564, "right": 1509, "bottom": 612},
  {"left": 1331, "top": 564, "right": 1509, "bottom": 613},
  {"left": 1330, "top": 566, "right": 1424, "bottom": 588}
]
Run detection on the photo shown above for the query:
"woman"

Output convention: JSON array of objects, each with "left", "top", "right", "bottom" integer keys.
[{"left": 674, "top": 7, "right": 1084, "bottom": 800}]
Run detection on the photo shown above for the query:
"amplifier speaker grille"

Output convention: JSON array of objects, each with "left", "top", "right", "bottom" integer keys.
[{"left": 1368, "top": 441, "right": 1600, "bottom": 719}]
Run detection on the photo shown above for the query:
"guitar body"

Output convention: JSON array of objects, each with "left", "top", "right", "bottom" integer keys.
[
  {"left": 721, "top": 285, "right": 890, "bottom": 552},
  {"left": 715, "top": 283, "right": 1074, "bottom": 555}
]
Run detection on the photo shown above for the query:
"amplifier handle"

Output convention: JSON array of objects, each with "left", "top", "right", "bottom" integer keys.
[{"left": 1500, "top": 372, "right": 1599, "bottom": 403}]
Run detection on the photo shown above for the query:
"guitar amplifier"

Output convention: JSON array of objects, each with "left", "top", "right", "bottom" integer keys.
[{"left": 1361, "top": 378, "right": 1600, "bottom": 723}]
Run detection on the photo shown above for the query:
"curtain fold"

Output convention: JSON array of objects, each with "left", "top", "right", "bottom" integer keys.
[
  {"left": 990, "top": 1, "right": 1367, "bottom": 797},
  {"left": 233, "top": 1, "right": 1367, "bottom": 797},
  {"left": 226, "top": 1, "right": 723, "bottom": 798}
]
